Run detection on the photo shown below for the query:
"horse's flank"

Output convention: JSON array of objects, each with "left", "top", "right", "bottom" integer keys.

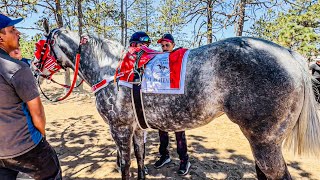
[
  {"left": 54, "top": 30, "right": 320, "bottom": 156},
  {"left": 82, "top": 35, "right": 320, "bottom": 156}
]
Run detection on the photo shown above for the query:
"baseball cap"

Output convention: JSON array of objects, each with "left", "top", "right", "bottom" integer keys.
[
  {"left": 157, "top": 33, "right": 175, "bottom": 43},
  {"left": 0, "top": 14, "right": 23, "bottom": 30}
]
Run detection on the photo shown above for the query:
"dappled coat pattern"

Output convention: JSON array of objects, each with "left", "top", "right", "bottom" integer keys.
[{"left": 40, "top": 27, "right": 320, "bottom": 180}]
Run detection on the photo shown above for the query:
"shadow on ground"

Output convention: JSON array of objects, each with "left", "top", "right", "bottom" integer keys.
[
  {"left": 19, "top": 88, "right": 315, "bottom": 180},
  {"left": 43, "top": 115, "right": 314, "bottom": 180}
]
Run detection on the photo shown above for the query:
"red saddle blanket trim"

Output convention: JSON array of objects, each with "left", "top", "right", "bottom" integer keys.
[
  {"left": 115, "top": 46, "right": 161, "bottom": 82},
  {"left": 115, "top": 46, "right": 188, "bottom": 85},
  {"left": 169, "top": 48, "right": 188, "bottom": 88}
]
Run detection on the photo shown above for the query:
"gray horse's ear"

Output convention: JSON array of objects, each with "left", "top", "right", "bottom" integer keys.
[
  {"left": 81, "top": 33, "right": 88, "bottom": 37},
  {"left": 80, "top": 34, "right": 89, "bottom": 45},
  {"left": 43, "top": 18, "right": 50, "bottom": 35}
]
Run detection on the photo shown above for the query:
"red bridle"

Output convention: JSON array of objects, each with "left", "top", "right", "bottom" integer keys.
[
  {"left": 34, "top": 38, "right": 62, "bottom": 79},
  {"left": 34, "top": 29, "right": 84, "bottom": 102}
]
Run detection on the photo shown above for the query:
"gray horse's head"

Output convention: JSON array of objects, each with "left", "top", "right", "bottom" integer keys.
[
  {"left": 35, "top": 19, "right": 125, "bottom": 85},
  {"left": 44, "top": 21, "right": 80, "bottom": 70},
  {"left": 33, "top": 20, "right": 81, "bottom": 79}
]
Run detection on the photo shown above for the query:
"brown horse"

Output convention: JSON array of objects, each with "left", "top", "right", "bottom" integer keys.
[{"left": 34, "top": 23, "right": 320, "bottom": 180}]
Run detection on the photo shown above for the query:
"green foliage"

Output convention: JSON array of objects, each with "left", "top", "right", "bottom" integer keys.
[
  {"left": 154, "top": 0, "right": 191, "bottom": 47},
  {"left": 0, "top": 0, "right": 37, "bottom": 17},
  {"left": 127, "top": 0, "right": 156, "bottom": 34},
  {"left": 19, "top": 33, "right": 41, "bottom": 59},
  {"left": 251, "top": 1, "right": 320, "bottom": 57},
  {"left": 2, "top": 0, "right": 319, "bottom": 53},
  {"left": 81, "top": 0, "right": 120, "bottom": 39},
  {"left": 157, "top": 0, "right": 186, "bottom": 33}
]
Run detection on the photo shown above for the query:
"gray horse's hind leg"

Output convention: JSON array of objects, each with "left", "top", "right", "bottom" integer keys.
[
  {"left": 133, "top": 129, "right": 146, "bottom": 180},
  {"left": 251, "top": 143, "right": 292, "bottom": 180},
  {"left": 255, "top": 163, "right": 267, "bottom": 180},
  {"left": 255, "top": 163, "right": 292, "bottom": 180}
]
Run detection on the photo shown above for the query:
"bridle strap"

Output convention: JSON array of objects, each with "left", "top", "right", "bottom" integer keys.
[
  {"left": 42, "top": 75, "right": 84, "bottom": 89},
  {"left": 38, "top": 32, "right": 85, "bottom": 102},
  {"left": 39, "top": 52, "right": 82, "bottom": 102},
  {"left": 38, "top": 29, "right": 60, "bottom": 72}
]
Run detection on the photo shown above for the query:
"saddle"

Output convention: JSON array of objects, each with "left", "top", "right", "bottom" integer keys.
[
  {"left": 115, "top": 46, "right": 188, "bottom": 130},
  {"left": 115, "top": 46, "right": 161, "bottom": 82}
]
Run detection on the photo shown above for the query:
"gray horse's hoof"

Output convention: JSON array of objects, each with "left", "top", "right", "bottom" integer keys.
[
  {"left": 144, "top": 166, "right": 148, "bottom": 175},
  {"left": 138, "top": 171, "right": 145, "bottom": 180},
  {"left": 137, "top": 166, "right": 148, "bottom": 180}
]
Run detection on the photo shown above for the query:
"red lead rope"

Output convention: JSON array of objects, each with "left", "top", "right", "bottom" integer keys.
[
  {"left": 39, "top": 53, "right": 81, "bottom": 102},
  {"left": 55, "top": 53, "right": 81, "bottom": 101}
]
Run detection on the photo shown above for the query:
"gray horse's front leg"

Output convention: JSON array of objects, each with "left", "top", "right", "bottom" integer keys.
[
  {"left": 110, "top": 126, "right": 133, "bottom": 180},
  {"left": 133, "top": 129, "right": 146, "bottom": 180}
]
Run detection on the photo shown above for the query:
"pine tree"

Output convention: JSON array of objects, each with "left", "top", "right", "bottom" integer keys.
[{"left": 251, "top": 1, "right": 320, "bottom": 57}]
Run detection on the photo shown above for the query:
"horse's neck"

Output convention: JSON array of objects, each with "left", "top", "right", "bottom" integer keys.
[{"left": 79, "top": 38, "right": 124, "bottom": 86}]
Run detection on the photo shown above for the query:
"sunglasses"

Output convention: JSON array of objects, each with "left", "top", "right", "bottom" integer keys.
[{"left": 161, "top": 44, "right": 171, "bottom": 48}]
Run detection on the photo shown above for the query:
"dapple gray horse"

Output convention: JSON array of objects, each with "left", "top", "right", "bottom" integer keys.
[{"left": 36, "top": 24, "right": 320, "bottom": 180}]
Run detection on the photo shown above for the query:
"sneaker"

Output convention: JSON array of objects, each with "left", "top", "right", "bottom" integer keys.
[
  {"left": 154, "top": 155, "right": 171, "bottom": 169},
  {"left": 177, "top": 160, "right": 191, "bottom": 176}
]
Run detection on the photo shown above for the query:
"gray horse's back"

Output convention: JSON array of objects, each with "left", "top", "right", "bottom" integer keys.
[
  {"left": 144, "top": 37, "right": 305, "bottom": 133},
  {"left": 191, "top": 37, "right": 305, "bottom": 136}
]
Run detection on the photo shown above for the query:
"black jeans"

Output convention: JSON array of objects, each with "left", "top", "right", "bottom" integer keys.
[
  {"left": 0, "top": 138, "right": 62, "bottom": 180},
  {"left": 314, "top": 78, "right": 320, "bottom": 103},
  {"left": 159, "top": 130, "right": 188, "bottom": 161}
]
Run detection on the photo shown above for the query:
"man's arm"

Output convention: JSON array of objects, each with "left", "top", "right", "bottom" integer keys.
[{"left": 26, "top": 96, "right": 46, "bottom": 136}]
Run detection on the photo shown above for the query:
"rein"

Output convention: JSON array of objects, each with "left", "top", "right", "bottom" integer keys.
[{"left": 34, "top": 29, "right": 85, "bottom": 102}]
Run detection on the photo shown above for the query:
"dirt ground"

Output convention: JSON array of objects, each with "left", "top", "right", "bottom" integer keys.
[{"left": 20, "top": 75, "right": 320, "bottom": 180}]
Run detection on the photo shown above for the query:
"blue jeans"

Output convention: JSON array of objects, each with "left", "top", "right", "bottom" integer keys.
[{"left": 0, "top": 138, "right": 62, "bottom": 180}]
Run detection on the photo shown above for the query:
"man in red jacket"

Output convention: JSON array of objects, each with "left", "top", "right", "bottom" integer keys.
[{"left": 154, "top": 33, "right": 191, "bottom": 176}]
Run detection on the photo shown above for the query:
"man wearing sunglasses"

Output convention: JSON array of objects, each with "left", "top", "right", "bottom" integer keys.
[
  {"left": 157, "top": 33, "right": 176, "bottom": 52},
  {"left": 154, "top": 33, "right": 191, "bottom": 176}
]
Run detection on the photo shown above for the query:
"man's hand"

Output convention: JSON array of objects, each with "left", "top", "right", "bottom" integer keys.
[{"left": 27, "top": 96, "right": 46, "bottom": 136}]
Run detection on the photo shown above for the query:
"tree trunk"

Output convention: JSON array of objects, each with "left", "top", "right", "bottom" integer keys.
[
  {"left": 55, "top": 0, "right": 71, "bottom": 92},
  {"left": 76, "top": 0, "right": 84, "bottom": 92},
  {"left": 120, "top": 0, "right": 125, "bottom": 45},
  {"left": 55, "top": 0, "right": 64, "bottom": 28},
  {"left": 145, "top": 0, "right": 149, "bottom": 32},
  {"left": 207, "top": 0, "right": 213, "bottom": 44},
  {"left": 125, "top": 0, "right": 128, "bottom": 47},
  {"left": 236, "top": 0, "right": 246, "bottom": 36},
  {"left": 78, "top": 0, "right": 83, "bottom": 35}
]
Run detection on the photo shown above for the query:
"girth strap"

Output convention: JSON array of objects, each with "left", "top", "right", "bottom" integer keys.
[{"left": 131, "top": 50, "right": 149, "bottom": 129}]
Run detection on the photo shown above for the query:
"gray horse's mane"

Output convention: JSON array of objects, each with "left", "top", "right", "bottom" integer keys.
[{"left": 84, "top": 34, "right": 125, "bottom": 64}]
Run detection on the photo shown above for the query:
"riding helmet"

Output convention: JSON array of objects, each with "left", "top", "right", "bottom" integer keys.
[{"left": 129, "top": 31, "right": 151, "bottom": 44}]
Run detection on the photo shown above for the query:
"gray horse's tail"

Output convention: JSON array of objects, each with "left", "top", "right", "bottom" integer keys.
[{"left": 284, "top": 53, "right": 320, "bottom": 156}]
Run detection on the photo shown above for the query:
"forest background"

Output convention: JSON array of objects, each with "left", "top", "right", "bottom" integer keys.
[{"left": 1, "top": 0, "right": 319, "bottom": 85}]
